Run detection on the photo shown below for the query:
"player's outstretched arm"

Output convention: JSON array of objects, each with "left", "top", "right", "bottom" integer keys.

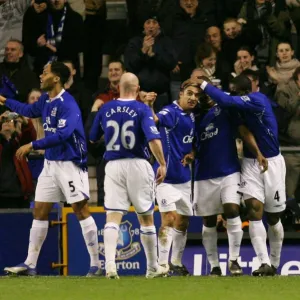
[
  {"left": 140, "top": 91, "right": 159, "bottom": 123},
  {"left": 0, "top": 95, "right": 42, "bottom": 118},
  {"left": 148, "top": 139, "right": 166, "bottom": 185},
  {"left": 239, "top": 124, "right": 268, "bottom": 173}
]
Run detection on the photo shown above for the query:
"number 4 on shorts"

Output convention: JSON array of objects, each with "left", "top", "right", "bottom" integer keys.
[{"left": 274, "top": 191, "right": 280, "bottom": 202}]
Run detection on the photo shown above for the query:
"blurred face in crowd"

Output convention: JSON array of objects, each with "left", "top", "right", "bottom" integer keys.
[
  {"left": 5, "top": 41, "right": 23, "bottom": 63},
  {"left": 223, "top": 21, "right": 241, "bottom": 39},
  {"left": 0, "top": 113, "right": 16, "bottom": 135},
  {"left": 50, "top": 0, "right": 66, "bottom": 10},
  {"left": 277, "top": 43, "right": 294, "bottom": 64},
  {"left": 144, "top": 19, "right": 160, "bottom": 37},
  {"left": 28, "top": 90, "right": 42, "bottom": 104},
  {"left": 178, "top": 85, "right": 200, "bottom": 111},
  {"left": 108, "top": 62, "right": 125, "bottom": 85},
  {"left": 180, "top": 0, "right": 198, "bottom": 16},
  {"left": 40, "top": 64, "right": 59, "bottom": 91},
  {"left": 237, "top": 50, "right": 254, "bottom": 70},
  {"left": 201, "top": 52, "right": 217, "bottom": 69},
  {"left": 190, "top": 69, "right": 206, "bottom": 81},
  {"left": 206, "top": 27, "right": 222, "bottom": 51},
  {"left": 256, "top": 0, "right": 266, "bottom": 5}
]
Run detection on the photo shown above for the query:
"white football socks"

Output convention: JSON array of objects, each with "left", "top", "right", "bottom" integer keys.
[
  {"left": 249, "top": 220, "right": 271, "bottom": 266},
  {"left": 25, "top": 220, "right": 48, "bottom": 268},
  {"left": 80, "top": 216, "right": 99, "bottom": 267},
  {"left": 104, "top": 222, "right": 119, "bottom": 267},
  {"left": 158, "top": 226, "right": 173, "bottom": 265},
  {"left": 171, "top": 228, "right": 187, "bottom": 267},
  {"left": 140, "top": 226, "right": 158, "bottom": 271},
  {"left": 202, "top": 225, "right": 219, "bottom": 269},
  {"left": 226, "top": 216, "right": 243, "bottom": 261},
  {"left": 268, "top": 220, "right": 284, "bottom": 268}
]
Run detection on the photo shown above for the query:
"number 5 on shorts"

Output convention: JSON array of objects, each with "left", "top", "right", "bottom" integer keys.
[{"left": 69, "top": 181, "right": 75, "bottom": 192}]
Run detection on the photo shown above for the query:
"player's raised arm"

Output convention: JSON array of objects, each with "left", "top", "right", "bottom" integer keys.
[
  {"left": 0, "top": 94, "right": 43, "bottom": 118},
  {"left": 139, "top": 91, "right": 159, "bottom": 123},
  {"left": 89, "top": 109, "right": 104, "bottom": 143},
  {"left": 198, "top": 75, "right": 263, "bottom": 112},
  {"left": 239, "top": 124, "right": 268, "bottom": 173}
]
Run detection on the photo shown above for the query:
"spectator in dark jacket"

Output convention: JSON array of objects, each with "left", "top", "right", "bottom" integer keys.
[
  {"left": 124, "top": 15, "right": 177, "bottom": 111},
  {"left": 0, "top": 111, "right": 36, "bottom": 208},
  {"left": 0, "top": 39, "right": 39, "bottom": 114},
  {"left": 22, "top": 0, "right": 84, "bottom": 75}
]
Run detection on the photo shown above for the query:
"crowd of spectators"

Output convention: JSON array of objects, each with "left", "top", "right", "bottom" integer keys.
[{"left": 0, "top": 0, "right": 300, "bottom": 229}]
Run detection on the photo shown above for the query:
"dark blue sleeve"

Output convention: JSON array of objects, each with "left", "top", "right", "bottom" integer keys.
[
  {"left": 204, "top": 84, "right": 263, "bottom": 112},
  {"left": 5, "top": 97, "right": 43, "bottom": 118},
  {"left": 32, "top": 101, "right": 80, "bottom": 150},
  {"left": 157, "top": 107, "right": 177, "bottom": 129},
  {"left": 89, "top": 109, "right": 104, "bottom": 142},
  {"left": 141, "top": 105, "right": 161, "bottom": 142}
]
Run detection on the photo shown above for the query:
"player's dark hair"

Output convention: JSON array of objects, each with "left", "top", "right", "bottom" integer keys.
[
  {"left": 50, "top": 61, "right": 71, "bottom": 86},
  {"left": 241, "top": 69, "right": 259, "bottom": 82},
  {"left": 62, "top": 60, "right": 76, "bottom": 70},
  {"left": 232, "top": 75, "right": 252, "bottom": 95}
]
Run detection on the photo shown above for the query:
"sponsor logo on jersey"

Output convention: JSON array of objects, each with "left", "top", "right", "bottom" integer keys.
[
  {"left": 43, "top": 123, "right": 57, "bottom": 133},
  {"left": 241, "top": 96, "right": 250, "bottom": 102},
  {"left": 51, "top": 107, "right": 57, "bottom": 117},
  {"left": 58, "top": 119, "right": 67, "bottom": 128},
  {"left": 183, "top": 135, "right": 194, "bottom": 143},
  {"left": 201, "top": 123, "right": 218, "bottom": 141},
  {"left": 46, "top": 117, "right": 51, "bottom": 124},
  {"left": 99, "top": 220, "right": 141, "bottom": 260}
]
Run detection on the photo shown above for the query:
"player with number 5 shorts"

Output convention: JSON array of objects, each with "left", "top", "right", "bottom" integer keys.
[
  {"left": 198, "top": 75, "right": 286, "bottom": 276},
  {"left": 2, "top": 62, "right": 100, "bottom": 277},
  {"left": 89, "top": 73, "right": 169, "bottom": 279}
]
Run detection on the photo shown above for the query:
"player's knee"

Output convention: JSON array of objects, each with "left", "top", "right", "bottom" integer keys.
[
  {"left": 175, "top": 215, "right": 189, "bottom": 231},
  {"left": 265, "top": 212, "right": 281, "bottom": 226},
  {"left": 245, "top": 199, "right": 263, "bottom": 221},
  {"left": 203, "top": 215, "right": 217, "bottom": 227},
  {"left": 223, "top": 203, "right": 240, "bottom": 219},
  {"left": 72, "top": 200, "right": 90, "bottom": 221},
  {"left": 161, "top": 211, "right": 176, "bottom": 227}
]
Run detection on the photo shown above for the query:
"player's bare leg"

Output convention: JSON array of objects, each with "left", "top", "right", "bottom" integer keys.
[
  {"left": 223, "top": 203, "right": 243, "bottom": 276},
  {"left": 158, "top": 211, "right": 176, "bottom": 268},
  {"left": 265, "top": 212, "right": 284, "bottom": 274},
  {"left": 104, "top": 211, "right": 123, "bottom": 279},
  {"left": 245, "top": 198, "right": 275, "bottom": 276},
  {"left": 4, "top": 202, "right": 53, "bottom": 276},
  {"left": 169, "top": 214, "right": 190, "bottom": 276},
  {"left": 138, "top": 213, "right": 169, "bottom": 278},
  {"left": 72, "top": 200, "right": 101, "bottom": 277},
  {"left": 202, "top": 215, "right": 221, "bottom": 276}
]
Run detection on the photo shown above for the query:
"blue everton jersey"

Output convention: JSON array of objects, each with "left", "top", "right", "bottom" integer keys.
[
  {"left": 194, "top": 105, "right": 240, "bottom": 180},
  {"left": 202, "top": 83, "right": 280, "bottom": 158},
  {"left": 153, "top": 102, "right": 195, "bottom": 184},
  {"left": 89, "top": 99, "right": 161, "bottom": 161},
  {"left": 6, "top": 90, "right": 87, "bottom": 168}
]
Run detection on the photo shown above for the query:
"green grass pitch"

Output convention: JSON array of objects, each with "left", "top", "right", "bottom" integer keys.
[{"left": 1, "top": 276, "right": 299, "bottom": 300}]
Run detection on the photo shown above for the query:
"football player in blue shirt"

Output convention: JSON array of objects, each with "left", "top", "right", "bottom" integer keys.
[
  {"left": 143, "top": 79, "right": 199, "bottom": 276},
  {"left": 1, "top": 62, "right": 100, "bottom": 277},
  {"left": 90, "top": 73, "right": 168, "bottom": 279},
  {"left": 198, "top": 75, "right": 285, "bottom": 276},
  {"left": 193, "top": 76, "right": 267, "bottom": 276}
]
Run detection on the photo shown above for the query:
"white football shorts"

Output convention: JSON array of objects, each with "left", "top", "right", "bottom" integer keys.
[
  {"left": 239, "top": 154, "right": 286, "bottom": 213},
  {"left": 156, "top": 181, "right": 193, "bottom": 216},
  {"left": 193, "top": 172, "right": 241, "bottom": 216},
  {"left": 104, "top": 158, "right": 155, "bottom": 214},
  {"left": 35, "top": 160, "right": 90, "bottom": 204}
]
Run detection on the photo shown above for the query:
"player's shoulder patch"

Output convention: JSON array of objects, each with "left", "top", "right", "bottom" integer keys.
[
  {"left": 240, "top": 96, "right": 250, "bottom": 102},
  {"left": 150, "top": 126, "right": 159, "bottom": 134}
]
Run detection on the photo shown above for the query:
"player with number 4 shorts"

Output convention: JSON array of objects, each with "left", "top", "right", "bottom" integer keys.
[
  {"left": 143, "top": 79, "right": 199, "bottom": 276},
  {"left": 198, "top": 75, "right": 286, "bottom": 276},
  {"left": 2, "top": 62, "right": 100, "bottom": 277},
  {"left": 89, "top": 73, "right": 169, "bottom": 279}
]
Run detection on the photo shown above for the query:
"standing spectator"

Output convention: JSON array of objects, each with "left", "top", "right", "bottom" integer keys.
[
  {"left": 0, "top": 0, "right": 31, "bottom": 62},
  {"left": 0, "top": 40, "right": 39, "bottom": 114},
  {"left": 63, "top": 60, "right": 92, "bottom": 122},
  {"left": 286, "top": 0, "right": 300, "bottom": 59},
  {"left": 22, "top": 0, "right": 84, "bottom": 75},
  {"left": 267, "top": 41, "right": 300, "bottom": 84},
  {"left": 238, "top": 0, "right": 292, "bottom": 66},
  {"left": 274, "top": 67, "right": 300, "bottom": 206},
  {"left": 83, "top": 0, "right": 106, "bottom": 91},
  {"left": 124, "top": 15, "right": 177, "bottom": 111},
  {"left": 0, "top": 111, "right": 36, "bottom": 208},
  {"left": 165, "top": 0, "right": 216, "bottom": 100}
]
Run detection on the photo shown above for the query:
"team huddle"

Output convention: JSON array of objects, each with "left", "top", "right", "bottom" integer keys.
[{"left": 1, "top": 61, "right": 285, "bottom": 278}]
